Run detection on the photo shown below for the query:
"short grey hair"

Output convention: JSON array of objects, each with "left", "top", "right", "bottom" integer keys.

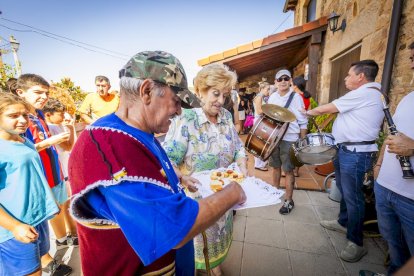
[
  {"left": 95, "top": 75, "right": 110, "bottom": 85},
  {"left": 119, "top": 77, "right": 167, "bottom": 99}
]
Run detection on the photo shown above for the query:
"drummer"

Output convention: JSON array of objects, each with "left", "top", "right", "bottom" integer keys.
[
  {"left": 303, "top": 60, "right": 384, "bottom": 262},
  {"left": 267, "top": 69, "right": 308, "bottom": 215}
]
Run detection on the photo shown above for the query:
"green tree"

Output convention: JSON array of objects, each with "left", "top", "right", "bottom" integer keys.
[
  {"left": 0, "top": 63, "right": 17, "bottom": 92},
  {"left": 52, "top": 77, "right": 87, "bottom": 108}
]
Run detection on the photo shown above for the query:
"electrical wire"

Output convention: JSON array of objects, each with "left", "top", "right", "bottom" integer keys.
[
  {"left": 1, "top": 17, "right": 129, "bottom": 57},
  {"left": 270, "top": 12, "right": 292, "bottom": 34},
  {"left": 0, "top": 23, "right": 127, "bottom": 60}
]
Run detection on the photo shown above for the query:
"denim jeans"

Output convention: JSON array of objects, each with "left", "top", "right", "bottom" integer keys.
[
  {"left": 334, "top": 145, "right": 374, "bottom": 246},
  {"left": 375, "top": 182, "right": 414, "bottom": 275}
]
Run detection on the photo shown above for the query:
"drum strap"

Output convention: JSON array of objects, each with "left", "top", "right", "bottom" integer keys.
[
  {"left": 284, "top": 92, "right": 295, "bottom": 108},
  {"left": 368, "top": 86, "right": 389, "bottom": 102},
  {"left": 319, "top": 113, "right": 336, "bottom": 130}
]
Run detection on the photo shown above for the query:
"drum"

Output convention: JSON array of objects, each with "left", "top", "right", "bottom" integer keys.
[
  {"left": 245, "top": 115, "right": 289, "bottom": 161},
  {"left": 292, "top": 133, "right": 337, "bottom": 165}
]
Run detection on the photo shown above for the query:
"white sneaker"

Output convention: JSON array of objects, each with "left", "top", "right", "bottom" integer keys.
[
  {"left": 320, "top": 220, "right": 347, "bottom": 233},
  {"left": 340, "top": 241, "right": 367, "bottom": 262}
]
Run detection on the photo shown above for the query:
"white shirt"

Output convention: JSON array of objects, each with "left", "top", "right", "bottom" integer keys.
[
  {"left": 267, "top": 89, "right": 308, "bottom": 142},
  {"left": 377, "top": 92, "right": 414, "bottom": 200},
  {"left": 332, "top": 82, "right": 384, "bottom": 152}
]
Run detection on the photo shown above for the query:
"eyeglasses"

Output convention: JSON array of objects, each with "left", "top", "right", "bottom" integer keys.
[{"left": 276, "top": 76, "right": 291, "bottom": 82}]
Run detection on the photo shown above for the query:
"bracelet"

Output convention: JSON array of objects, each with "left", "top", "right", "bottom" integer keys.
[{"left": 374, "top": 164, "right": 381, "bottom": 167}]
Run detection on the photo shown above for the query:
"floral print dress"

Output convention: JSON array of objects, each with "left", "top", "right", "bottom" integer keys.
[{"left": 162, "top": 107, "right": 246, "bottom": 269}]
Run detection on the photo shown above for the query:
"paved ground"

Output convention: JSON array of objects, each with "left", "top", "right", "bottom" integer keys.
[
  {"left": 221, "top": 190, "right": 387, "bottom": 276},
  {"left": 47, "top": 189, "right": 388, "bottom": 276},
  {"left": 45, "top": 149, "right": 388, "bottom": 276}
]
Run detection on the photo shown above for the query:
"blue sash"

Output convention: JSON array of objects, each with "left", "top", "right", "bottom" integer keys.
[{"left": 93, "top": 113, "right": 180, "bottom": 192}]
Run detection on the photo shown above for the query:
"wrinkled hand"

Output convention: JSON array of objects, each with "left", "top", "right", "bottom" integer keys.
[
  {"left": 181, "top": 175, "right": 200, "bottom": 193},
  {"left": 385, "top": 133, "right": 414, "bottom": 156},
  {"left": 225, "top": 181, "right": 247, "bottom": 205},
  {"left": 12, "top": 223, "right": 38, "bottom": 243}
]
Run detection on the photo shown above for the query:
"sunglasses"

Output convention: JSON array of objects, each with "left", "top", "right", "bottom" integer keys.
[{"left": 276, "top": 76, "right": 291, "bottom": 82}]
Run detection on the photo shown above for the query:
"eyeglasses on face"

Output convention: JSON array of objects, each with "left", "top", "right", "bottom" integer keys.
[{"left": 276, "top": 76, "right": 291, "bottom": 82}]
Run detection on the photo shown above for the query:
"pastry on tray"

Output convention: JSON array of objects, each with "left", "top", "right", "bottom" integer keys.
[
  {"left": 210, "top": 179, "right": 224, "bottom": 192},
  {"left": 229, "top": 172, "right": 244, "bottom": 183},
  {"left": 210, "top": 171, "right": 224, "bottom": 180},
  {"left": 209, "top": 169, "right": 245, "bottom": 187}
]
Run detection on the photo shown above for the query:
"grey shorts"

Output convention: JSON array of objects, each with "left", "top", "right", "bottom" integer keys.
[{"left": 269, "top": 140, "right": 295, "bottom": 172}]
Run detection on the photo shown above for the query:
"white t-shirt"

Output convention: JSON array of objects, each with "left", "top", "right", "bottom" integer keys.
[
  {"left": 377, "top": 91, "right": 414, "bottom": 200},
  {"left": 332, "top": 82, "right": 384, "bottom": 152},
  {"left": 267, "top": 90, "right": 308, "bottom": 142},
  {"left": 48, "top": 124, "right": 70, "bottom": 178}
]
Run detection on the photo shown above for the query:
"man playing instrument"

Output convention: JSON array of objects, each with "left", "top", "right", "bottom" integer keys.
[
  {"left": 372, "top": 42, "right": 414, "bottom": 275},
  {"left": 68, "top": 51, "right": 246, "bottom": 275},
  {"left": 304, "top": 60, "right": 384, "bottom": 262},
  {"left": 268, "top": 69, "right": 308, "bottom": 215}
]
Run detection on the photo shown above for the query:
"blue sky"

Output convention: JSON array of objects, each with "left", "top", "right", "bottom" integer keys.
[{"left": 0, "top": 1, "right": 293, "bottom": 91}]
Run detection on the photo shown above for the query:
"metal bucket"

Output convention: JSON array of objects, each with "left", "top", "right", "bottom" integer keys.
[{"left": 323, "top": 172, "right": 342, "bottom": 202}]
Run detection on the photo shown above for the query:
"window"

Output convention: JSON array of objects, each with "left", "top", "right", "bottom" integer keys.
[
  {"left": 307, "top": 0, "right": 317, "bottom": 22},
  {"left": 329, "top": 45, "right": 361, "bottom": 101}
]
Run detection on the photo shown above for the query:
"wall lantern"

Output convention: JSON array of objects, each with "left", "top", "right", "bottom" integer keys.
[{"left": 327, "top": 11, "right": 346, "bottom": 34}]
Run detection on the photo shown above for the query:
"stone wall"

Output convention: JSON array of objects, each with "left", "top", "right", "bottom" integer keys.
[
  {"left": 387, "top": 0, "right": 414, "bottom": 112},
  {"left": 292, "top": 0, "right": 324, "bottom": 26},
  {"left": 238, "top": 61, "right": 308, "bottom": 95},
  {"left": 311, "top": 0, "right": 413, "bottom": 111},
  {"left": 239, "top": 68, "right": 278, "bottom": 94}
]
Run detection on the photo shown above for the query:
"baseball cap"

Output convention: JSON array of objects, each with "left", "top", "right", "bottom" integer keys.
[
  {"left": 275, "top": 69, "right": 292, "bottom": 80},
  {"left": 119, "top": 50, "right": 200, "bottom": 108}
]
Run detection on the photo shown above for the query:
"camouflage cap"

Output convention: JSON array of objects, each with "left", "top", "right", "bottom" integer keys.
[{"left": 119, "top": 50, "right": 200, "bottom": 108}]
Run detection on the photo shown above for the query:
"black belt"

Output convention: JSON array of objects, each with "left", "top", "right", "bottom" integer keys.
[{"left": 339, "top": 140, "right": 376, "bottom": 146}]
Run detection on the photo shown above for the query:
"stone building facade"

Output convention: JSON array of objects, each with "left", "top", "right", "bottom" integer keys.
[
  {"left": 197, "top": 0, "right": 413, "bottom": 111},
  {"left": 289, "top": 0, "right": 414, "bottom": 111}
]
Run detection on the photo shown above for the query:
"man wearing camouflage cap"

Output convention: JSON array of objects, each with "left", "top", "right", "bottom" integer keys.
[{"left": 68, "top": 51, "right": 246, "bottom": 275}]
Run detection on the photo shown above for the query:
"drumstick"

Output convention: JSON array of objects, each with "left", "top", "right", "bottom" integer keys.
[{"left": 308, "top": 116, "right": 322, "bottom": 133}]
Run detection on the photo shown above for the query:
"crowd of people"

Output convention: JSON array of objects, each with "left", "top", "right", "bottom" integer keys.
[{"left": 0, "top": 43, "right": 413, "bottom": 276}]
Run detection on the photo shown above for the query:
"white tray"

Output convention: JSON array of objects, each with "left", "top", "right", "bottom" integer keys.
[{"left": 191, "top": 166, "right": 284, "bottom": 210}]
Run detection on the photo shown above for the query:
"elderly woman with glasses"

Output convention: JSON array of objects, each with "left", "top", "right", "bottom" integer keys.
[{"left": 163, "top": 63, "right": 247, "bottom": 275}]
